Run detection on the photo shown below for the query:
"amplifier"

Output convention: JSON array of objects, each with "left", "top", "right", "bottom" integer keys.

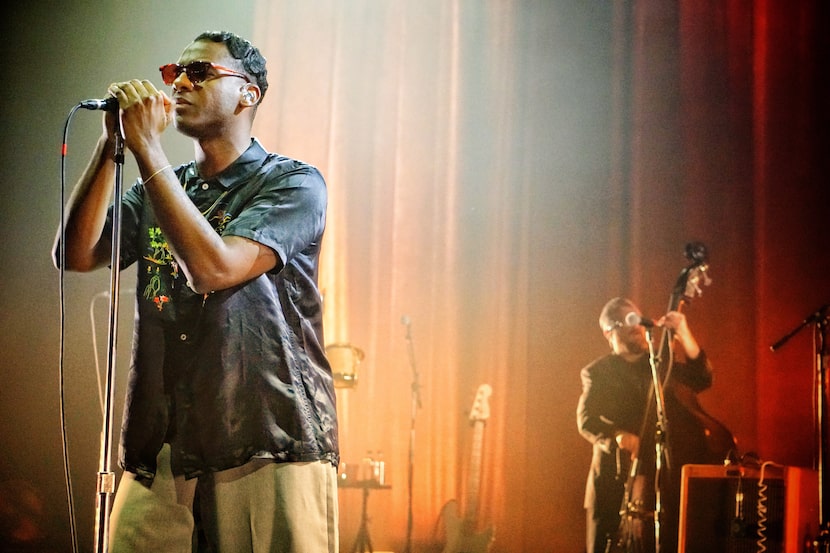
[{"left": 678, "top": 463, "right": 819, "bottom": 553}]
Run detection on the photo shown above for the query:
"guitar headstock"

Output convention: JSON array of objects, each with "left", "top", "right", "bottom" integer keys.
[
  {"left": 678, "top": 242, "right": 712, "bottom": 302},
  {"left": 469, "top": 384, "right": 492, "bottom": 423}
]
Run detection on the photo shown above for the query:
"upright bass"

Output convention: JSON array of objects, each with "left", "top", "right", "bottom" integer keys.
[{"left": 607, "top": 242, "right": 738, "bottom": 553}]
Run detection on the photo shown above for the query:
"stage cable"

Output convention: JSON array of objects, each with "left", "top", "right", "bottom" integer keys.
[{"left": 755, "top": 460, "right": 783, "bottom": 552}]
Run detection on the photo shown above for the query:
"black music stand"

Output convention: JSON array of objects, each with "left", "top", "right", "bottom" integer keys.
[{"left": 339, "top": 479, "right": 391, "bottom": 553}]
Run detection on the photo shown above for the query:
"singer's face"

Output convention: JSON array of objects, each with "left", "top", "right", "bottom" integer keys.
[{"left": 168, "top": 40, "right": 247, "bottom": 138}]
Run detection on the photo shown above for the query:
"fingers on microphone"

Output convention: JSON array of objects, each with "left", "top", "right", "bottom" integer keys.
[
  {"left": 109, "top": 80, "right": 167, "bottom": 109},
  {"left": 140, "top": 79, "right": 160, "bottom": 95}
]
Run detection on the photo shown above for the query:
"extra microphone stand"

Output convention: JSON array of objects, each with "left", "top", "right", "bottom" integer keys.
[
  {"left": 770, "top": 303, "right": 829, "bottom": 550},
  {"left": 93, "top": 127, "right": 126, "bottom": 553},
  {"left": 645, "top": 326, "right": 670, "bottom": 553},
  {"left": 402, "top": 317, "right": 421, "bottom": 553}
]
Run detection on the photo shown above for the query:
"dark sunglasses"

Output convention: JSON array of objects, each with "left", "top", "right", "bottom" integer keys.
[{"left": 159, "top": 61, "right": 250, "bottom": 86}]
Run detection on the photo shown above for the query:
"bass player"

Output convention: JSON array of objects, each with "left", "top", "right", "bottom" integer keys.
[{"left": 576, "top": 297, "right": 716, "bottom": 553}]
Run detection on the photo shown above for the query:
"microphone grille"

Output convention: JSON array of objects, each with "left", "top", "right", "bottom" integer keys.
[{"left": 624, "top": 312, "right": 640, "bottom": 327}]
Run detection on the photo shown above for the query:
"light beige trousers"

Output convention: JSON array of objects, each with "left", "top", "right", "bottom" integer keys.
[{"left": 109, "top": 444, "right": 339, "bottom": 553}]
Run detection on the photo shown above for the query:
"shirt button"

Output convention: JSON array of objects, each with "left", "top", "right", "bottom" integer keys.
[
  {"left": 179, "top": 333, "right": 188, "bottom": 341},
  {"left": 201, "top": 182, "right": 210, "bottom": 190}
]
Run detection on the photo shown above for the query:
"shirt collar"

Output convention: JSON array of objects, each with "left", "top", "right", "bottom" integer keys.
[{"left": 185, "top": 138, "right": 269, "bottom": 190}]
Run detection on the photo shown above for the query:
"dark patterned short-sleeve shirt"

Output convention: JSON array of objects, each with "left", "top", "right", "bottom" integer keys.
[{"left": 105, "top": 138, "right": 339, "bottom": 480}]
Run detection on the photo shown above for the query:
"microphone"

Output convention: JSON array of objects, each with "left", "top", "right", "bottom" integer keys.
[
  {"left": 78, "top": 97, "right": 118, "bottom": 112},
  {"left": 625, "top": 312, "right": 655, "bottom": 328},
  {"left": 401, "top": 315, "right": 411, "bottom": 327}
]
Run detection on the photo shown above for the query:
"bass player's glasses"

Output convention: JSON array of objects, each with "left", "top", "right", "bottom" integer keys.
[{"left": 602, "top": 320, "right": 624, "bottom": 333}]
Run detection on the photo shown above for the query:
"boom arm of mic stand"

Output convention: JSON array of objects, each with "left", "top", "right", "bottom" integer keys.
[
  {"left": 93, "top": 130, "right": 126, "bottom": 553},
  {"left": 770, "top": 304, "right": 829, "bottom": 352}
]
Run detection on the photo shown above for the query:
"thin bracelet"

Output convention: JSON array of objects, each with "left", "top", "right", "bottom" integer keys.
[{"left": 141, "top": 164, "right": 172, "bottom": 185}]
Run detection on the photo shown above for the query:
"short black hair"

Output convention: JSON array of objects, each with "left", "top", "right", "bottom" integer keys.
[{"left": 194, "top": 30, "right": 268, "bottom": 99}]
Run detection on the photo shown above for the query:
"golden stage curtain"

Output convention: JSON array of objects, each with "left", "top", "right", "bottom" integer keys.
[{"left": 251, "top": 1, "right": 828, "bottom": 550}]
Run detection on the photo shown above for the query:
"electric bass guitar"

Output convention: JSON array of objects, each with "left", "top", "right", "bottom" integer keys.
[{"left": 440, "top": 384, "right": 495, "bottom": 553}]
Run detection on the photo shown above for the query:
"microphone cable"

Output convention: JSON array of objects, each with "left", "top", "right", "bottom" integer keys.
[{"left": 58, "top": 104, "right": 84, "bottom": 553}]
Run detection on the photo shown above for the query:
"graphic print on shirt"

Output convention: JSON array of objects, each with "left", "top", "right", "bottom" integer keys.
[
  {"left": 143, "top": 226, "right": 179, "bottom": 311},
  {"left": 211, "top": 209, "right": 231, "bottom": 234},
  {"left": 141, "top": 207, "right": 232, "bottom": 312}
]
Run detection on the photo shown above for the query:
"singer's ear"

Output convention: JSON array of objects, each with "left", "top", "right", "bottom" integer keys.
[{"left": 239, "top": 84, "right": 260, "bottom": 107}]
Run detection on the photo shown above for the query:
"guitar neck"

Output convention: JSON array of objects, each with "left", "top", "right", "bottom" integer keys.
[{"left": 463, "top": 419, "right": 485, "bottom": 524}]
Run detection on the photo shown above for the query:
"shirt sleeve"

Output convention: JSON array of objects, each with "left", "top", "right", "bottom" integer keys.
[
  {"left": 577, "top": 362, "right": 619, "bottom": 454},
  {"left": 221, "top": 161, "right": 326, "bottom": 269},
  {"left": 672, "top": 350, "right": 714, "bottom": 392},
  {"left": 100, "top": 179, "right": 146, "bottom": 270}
]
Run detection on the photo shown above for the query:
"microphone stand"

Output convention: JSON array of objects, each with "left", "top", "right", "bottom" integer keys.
[
  {"left": 401, "top": 317, "right": 421, "bottom": 553},
  {"left": 645, "top": 326, "right": 669, "bottom": 553},
  {"left": 93, "top": 128, "right": 126, "bottom": 553},
  {"left": 770, "top": 304, "right": 829, "bottom": 549}
]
